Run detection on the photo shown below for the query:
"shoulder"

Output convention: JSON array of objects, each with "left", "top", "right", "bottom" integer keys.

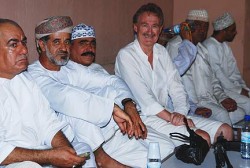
[
  {"left": 203, "top": 37, "right": 218, "bottom": 47},
  {"left": 117, "top": 41, "right": 135, "bottom": 57},
  {"left": 28, "top": 60, "right": 47, "bottom": 77},
  {"left": 14, "top": 72, "right": 39, "bottom": 90},
  {"left": 89, "top": 63, "right": 109, "bottom": 74},
  {"left": 167, "top": 35, "right": 182, "bottom": 47}
]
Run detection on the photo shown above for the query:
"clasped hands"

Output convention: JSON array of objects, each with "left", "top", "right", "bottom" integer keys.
[{"left": 113, "top": 103, "right": 147, "bottom": 140}]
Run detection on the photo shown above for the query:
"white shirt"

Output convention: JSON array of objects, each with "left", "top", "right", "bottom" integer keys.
[
  {"left": 28, "top": 61, "right": 114, "bottom": 127},
  {"left": 166, "top": 35, "right": 197, "bottom": 76},
  {"left": 115, "top": 39, "right": 189, "bottom": 116},
  {"left": 187, "top": 43, "right": 229, "bottom": 104},
  {"left": 203, "top": 37, "right": 249, "bottom": 93},
  {"left": 166, "top": 35, "right": 198, "bottom": 114},
  {"left": 167, "top": 36, "right": 228, "bottom": 105},
  {"left": 0, "top": 72, "right": 70, "bottom": 163},
  {"left": 28, "top": 60, "right": 133, "bottom": 127}
]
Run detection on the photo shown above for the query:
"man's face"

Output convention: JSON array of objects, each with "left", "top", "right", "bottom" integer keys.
[
  {"left": 224, "top": 23, "right": 237, "bottom": 42},
  {"left": 191, "top": 20, "right": 209, "bottom": 45},
  {"left": 43, "top": 32, "right": 71, "bottom": 66},
  {"left": 134, "top": 12, "right": 163, "bottom": 48},
  {"left": 70, "top": 37, "right": 96, "bottom": 66},
  {"left": 0, "top": 23, "right": 28, "bottom": 79}
]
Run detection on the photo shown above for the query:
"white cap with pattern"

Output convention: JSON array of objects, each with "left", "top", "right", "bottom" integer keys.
[
  {"left": 71, "top": 23, "right": 96, "bottom": 40},
  {"left": 213, "top": 12, "right": 235, "bottom": 31},
  {"left": 187, "top": 9, "right": 209, "bottom": 22}
]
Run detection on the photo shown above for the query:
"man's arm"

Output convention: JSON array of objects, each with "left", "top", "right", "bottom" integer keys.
[
  {"left": 204, "top": 42, "right": 244, "bottom": 94},
  {"left": 115, "top": 50, "right": 165, "bottom": 116},
  {"left": 172, "top": 40, "right": 197, "bottom": 76},
  {"left": 28, "top": 64, "right": 113, "bottom": 127},
  {"left": 72, "top": 63, "right": 135, "bottom": 108},
  {"left": 1, "top": 131, "right": 86, "bottom": 167}
]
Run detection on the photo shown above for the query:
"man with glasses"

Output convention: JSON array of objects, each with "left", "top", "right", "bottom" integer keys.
[{"left": 115, "top": 3, "right": 233, "bottom": 152}]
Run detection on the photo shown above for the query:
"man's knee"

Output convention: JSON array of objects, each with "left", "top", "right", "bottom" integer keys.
[
  {"left": 196, "top": 129, "right": 211, "bottom": 146},
  {"left": 215, "top": 123, "right": 233, "bottom": 141}
]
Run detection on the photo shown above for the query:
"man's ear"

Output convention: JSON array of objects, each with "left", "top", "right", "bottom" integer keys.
[
  {"left": 38, "top": 40, "right": 46, "bottom": 52},
  {"left": 133, "top": 24, "right": 138, "bottom": 33},
  {"left": 160, "top": 25, "right": 163, "bottom": 33}
]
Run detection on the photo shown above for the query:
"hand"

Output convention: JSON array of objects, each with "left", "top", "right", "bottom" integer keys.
[
  {"left": 113, "top": 104, "right": 134, "bottom": 137},
  {"left": 186, "top": 118, "right": 195, "bottom": 128},
  {"left": 170, "top": 112, "right": 186, "bottom": 126},
  {"left": 221, "top": 98, "right": 237, "bottom": 112},
  {"left": 241, "top": 88, "right": 249, "bottom": 98},
  {"left": 180, "top": 22, "right": 192, "bottom": 41},
  {"left": 195, "top": 107, "right": 212, "bottom": 118},
  {"left": 124, "top": 101, "right": 147, "bottom": 139},
  {"left": 48, "top": 146, "right": 86, "bottom": 168}
]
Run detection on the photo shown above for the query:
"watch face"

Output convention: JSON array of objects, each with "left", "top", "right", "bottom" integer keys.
[{"left": 122, "top": 98, "right": 136, "bottom": 106}]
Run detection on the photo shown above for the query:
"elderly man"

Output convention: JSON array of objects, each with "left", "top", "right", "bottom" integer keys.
[
  {"left": 70, "top": 23, "right": 180, "bottom": 160},
  {"left": 203, "top": 12, "right": 250, "bottom": 115},
  {"left": 28, "top": 16, "right": 149, "bottom": 168},
  {"left": 115, "top": 3, "right": 233, "bottom": 147},
  {"left": 0, "top": 18, "right": 96, "bottom": 168},
  {"left": 166, "top": 9, "right": 245, "bottom": 125}
]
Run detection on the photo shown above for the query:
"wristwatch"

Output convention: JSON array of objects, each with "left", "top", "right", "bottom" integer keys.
[{"left": 121, "top": 98, "right": 136, "bottom": 107}]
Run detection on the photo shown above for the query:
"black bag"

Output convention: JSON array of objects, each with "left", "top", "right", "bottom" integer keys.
[
  {"left": 213, "top": 134, "right": 234, "bottom": 168},
  {"left": 169, "top": 118, "right": 210, "bottom": 165}
]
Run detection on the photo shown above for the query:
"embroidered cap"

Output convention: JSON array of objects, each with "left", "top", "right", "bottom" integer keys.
[
  {"left": 213, "top": 12, "right": 235, "bottom": 31},
  {"left": 71, "top": 23, "right": 96, "bottom": 40},
  {"left": 35, "top": 16, "right": 73, "bottom": 40},
  {"left": 187, "top": 9, "right": 209, "bottom": 22}
]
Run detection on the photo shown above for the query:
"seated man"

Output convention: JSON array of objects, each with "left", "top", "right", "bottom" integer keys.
[
  {"left": 0, "top": 18, "right": 95, "bottom": 168},
  {"left": 203, "top": 12, "right": 250, "bottom": 115},
  {"left": 28, "top": 16, "right": 149, "bottom": 168},
  {"left": 115, "top": 3, "right": 233, "bottom": 147},
  {"left": 165, "top": 21, "right": 212, "bottom": 118},
  {"left": 166, "top": 9, "right": 245, "bottom": 125},
  {"left": 69, "top": 23, "right": 176, "bottom": 159}
]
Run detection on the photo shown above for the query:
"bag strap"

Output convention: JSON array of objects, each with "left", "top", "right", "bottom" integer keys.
[
  {"left": 169, "top": 132, "right": 190, "bottom": 142},
  {"left": 183, "top": 118, "right": 192, "bottom": 134}
]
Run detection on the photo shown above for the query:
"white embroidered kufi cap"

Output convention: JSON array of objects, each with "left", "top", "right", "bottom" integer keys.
[
  {"left": 187, "top": 9, "right": 209, "bottom": 22},
  {"left": 213, "top": 12, "right": 235, "bottom": 31},
  {"left": 71, "top": 23, "right": 96, "bottom": 40}
]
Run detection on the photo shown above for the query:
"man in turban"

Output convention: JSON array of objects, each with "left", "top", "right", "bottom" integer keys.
[
  {"left": 166, "top": 9, "right": 246, "bottom": 125},
  {"left": 0, "top": 18, "right": 94, "bottom": 168},
  {"left": 203, "top": 12, "right": 250, "bottom": 116},
  {"left": 28, "top": 16, "right": 149, "bottom": 168}
]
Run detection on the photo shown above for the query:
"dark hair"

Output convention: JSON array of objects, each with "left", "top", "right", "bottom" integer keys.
[
  {"left": 40, "top": 35, "right": 50, "bottom": 43},
  {"left": 0, "top": 18, "right": 22, "bottom": 29},
  {"left": 36, "top": 35, "right": 50, "bottom": 54},
  {"left": 133, "top": 3, "right": 164, "bottom": 26}
]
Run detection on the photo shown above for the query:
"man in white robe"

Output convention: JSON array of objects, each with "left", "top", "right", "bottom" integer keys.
[
  {"left": 115, "top": 3, "right": 233, "bottom": 149},
  {"left": 28, "top": 16, "right": 149, "bottom": 168},
  {"left": 203, "top": 12, "right": 250, "bottom": 115},
  {"left": 69, "top": 23, "right": 179, "bottom": 160},
  {"left": 0, "top": 18, "right": 95, "bottom": 168},
  {"left": 166, "top": 10, "right": 245, "bottom": 125}
]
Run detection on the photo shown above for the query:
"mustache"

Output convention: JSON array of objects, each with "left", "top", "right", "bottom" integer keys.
[
  {"left": 81, "top": 51, "right": 95, "bottom": 57},
  {"left": 58, "top": 50, "right": 69, "bottom": 55},
  {"left": 142, "top": 33, "right": 156, "bottom": 38}
]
